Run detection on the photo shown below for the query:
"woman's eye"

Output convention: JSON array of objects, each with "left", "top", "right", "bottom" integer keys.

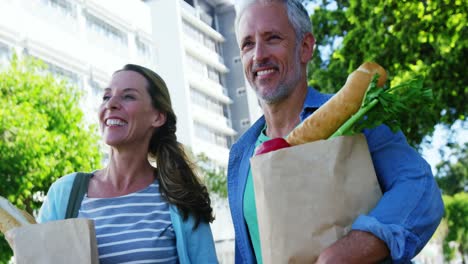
[
  {"left": 102, "top": 95, "right": 110, "bottom": 101},
  {"left": 124, "top": 94, "right": 135, "bottom": 100}
]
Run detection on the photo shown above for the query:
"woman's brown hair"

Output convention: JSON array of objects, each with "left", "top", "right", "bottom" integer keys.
[{"left": 117, "top": 64, "right": 214, "bottom": 228}]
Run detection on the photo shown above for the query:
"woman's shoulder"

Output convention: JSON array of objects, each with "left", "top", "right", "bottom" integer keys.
[
  {"left": 37, "top": 172, "right": 79, "bottom": 222},
  {"left": 49, "top": 172, "right": 78, "bottom": 190}
]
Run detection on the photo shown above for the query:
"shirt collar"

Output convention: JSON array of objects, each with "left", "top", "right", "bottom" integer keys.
[{"left": 299, "top": 87, "right": 332, "bottom": 121}]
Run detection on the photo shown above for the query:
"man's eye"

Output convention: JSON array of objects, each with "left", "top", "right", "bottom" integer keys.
[
  {"left": 102, "top": 95, "right": 110, "bottom": 101},
  {"left": 124, "top": 95, "right": 135, "bottom": 100},
  {"left": 268, "top": 35, "right": 281, "bottom": 41},
  {"left": 242, "top": 41, "right": 253, "bottom": 50}
]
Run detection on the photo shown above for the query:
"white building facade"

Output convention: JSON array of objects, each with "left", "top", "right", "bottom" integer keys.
[{"left": 0, "top": 0, "right": 155, "bottom": 126}]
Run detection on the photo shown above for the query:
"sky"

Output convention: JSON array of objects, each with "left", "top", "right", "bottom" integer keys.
[{"left": 421, "top": 121, "right": 468, "bottom": 175}]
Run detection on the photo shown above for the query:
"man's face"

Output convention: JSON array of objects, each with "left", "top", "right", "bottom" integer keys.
[{"left": 237, "top": 1, "right": 302, "bottom": 104}]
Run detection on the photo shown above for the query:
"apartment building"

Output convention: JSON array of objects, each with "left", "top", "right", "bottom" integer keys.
[{"left": 145, "top": 0, "right": 261, "bottom": 168}]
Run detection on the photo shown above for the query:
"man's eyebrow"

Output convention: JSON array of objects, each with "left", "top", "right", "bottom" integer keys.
[
  {"left": 240, "top": 35, "right": 251, "bottom": 44},
  {"left": 103, "top": 87, "right": 140, "bottom": 93}
]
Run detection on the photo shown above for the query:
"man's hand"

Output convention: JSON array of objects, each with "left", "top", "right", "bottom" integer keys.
[{"left": 316, "top": 230, "right": 389, "bottom": 264}]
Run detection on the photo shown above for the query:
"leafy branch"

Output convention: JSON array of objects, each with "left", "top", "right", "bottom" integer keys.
[{"left": 331, "top": 75, "right": 433, "bottom": 137}]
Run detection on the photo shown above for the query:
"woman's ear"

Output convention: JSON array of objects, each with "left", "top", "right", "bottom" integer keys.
[{"left": 152, "top": 111, "right": 167, "bottom": 128}]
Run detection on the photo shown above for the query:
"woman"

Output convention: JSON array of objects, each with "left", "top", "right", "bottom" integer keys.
[{"left": 38, "top": 64, "right": 218, "bottom": 263}]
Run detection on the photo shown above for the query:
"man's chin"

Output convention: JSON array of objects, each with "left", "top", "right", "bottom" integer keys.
[{"left": 258, "top": 92, "right": 288, "bottom": 105}]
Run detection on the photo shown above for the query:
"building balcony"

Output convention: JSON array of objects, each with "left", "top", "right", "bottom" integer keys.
[
  {"left": 187, "top": 71, "right": 232, "bottom": 104},
  {"left": 179, "top": 0, "right": 224, "bottom": 43},
  {"left": 192, "top": 137, "right": 229, "bottom": 167},
  {"left": 24, "top": 0, "right": 80, "bottom": 35},
  {"left": 183, "top": 35, "right": 228, "bottom": 74},
  {"left": 191, "top": 104, "right": 236, "bottom": 136}
]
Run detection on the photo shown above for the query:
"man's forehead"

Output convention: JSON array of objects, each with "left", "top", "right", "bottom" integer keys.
[{"left": 236, "top": 1, "right": 290, "bottom": 37}]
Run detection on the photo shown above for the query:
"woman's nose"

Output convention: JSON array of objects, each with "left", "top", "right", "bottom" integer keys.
[{"left": 105, "top": 96, "right": 120, "bottom": 110}]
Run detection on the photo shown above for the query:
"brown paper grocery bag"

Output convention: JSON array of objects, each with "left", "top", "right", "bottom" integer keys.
[
  {"left": 12, "top": 218, "right": 99, "bottom": 264},
  {"left": 250, "top": 135, "right": 382, "bottom": 264}
]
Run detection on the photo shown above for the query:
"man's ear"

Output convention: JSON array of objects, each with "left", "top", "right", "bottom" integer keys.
[
  {"left": 152, "top": 111, "right": 167, "bottom": 128},
  {"left": 300, "top": 32, "right": 315, "bottom": 64}
]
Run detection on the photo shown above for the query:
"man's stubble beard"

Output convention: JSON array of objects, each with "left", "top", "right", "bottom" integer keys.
[{"left": 253, "top": 48, "right": 302, "bottom": 105}]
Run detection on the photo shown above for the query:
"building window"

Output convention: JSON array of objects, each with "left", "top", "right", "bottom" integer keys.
[
  {"left": 44, "top": 62, "right": 80, "bottom": 87},
  {"left": 191, "top": 89, "right": 225, "bottom": 116},
  {"left": 240, "top": 119, "right": 251, "bottom": 128},
  {"left": 199, "top": 11, "right": 213, "bottom": 27},
  {"left": 183, "top": 19, "right": 220, "bottom": 53},
  {"left": 194, "top": 122, "right": 228, "bottom": 148},
  {"left": 183, "top": 0, "right": 194, "bottom": 7},
  {"left": 204, "top": 36, "right": 217, "bottom": 52},
  {"left": 135, "top": 37, "right": 151, "bottom": 58},
  {"left": 183, "top": 20, "right": 203, "bottom": 43},
  {"left": 88, "top": 78, "right": 102, "bottom": 98},
  {"left": 85, "top": 12, "right": 128, "bottom": 46},
  {"left": 0, "top": 43, "right": 11, "bottom": 65},
  {"left": 186, "top": 54, "right": 206, "bottom": 76},
  {"left": 207, "top": 66, "right": 221, "bottom": 84},
  {"left": 41, "top": 0, "right": 76, "bottom": 17},
  {"left": 236, "top": 87, "right": 246, "bottom": 97}
]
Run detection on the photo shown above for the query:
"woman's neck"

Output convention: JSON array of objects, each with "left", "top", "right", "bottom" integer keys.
[{"left": 90, "top": 149, "right": 155, "bottom": 197}]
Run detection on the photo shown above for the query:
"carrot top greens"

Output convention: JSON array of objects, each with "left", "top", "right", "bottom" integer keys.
[{"left": 331, "top": 75, "right": 433, "bottom": 138}]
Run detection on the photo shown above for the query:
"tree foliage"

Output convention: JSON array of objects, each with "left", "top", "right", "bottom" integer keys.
[
  {"left": 0, "top": 56, "right": 101, "bottom": 261},
  {"left": 305, "top": 0, "right": 467, "bottom": 147},
  {"left": 436, "top": 142, "right": 468, "bottom": 195},
  {"left": 442, "top": 193, "right": 468, "bottom": 261},
  {"left": 195, "top": 153, "right": 227, "bottom": 198},
  {"left": 436, "top": 142, "right": 467, "bottom": 262}
]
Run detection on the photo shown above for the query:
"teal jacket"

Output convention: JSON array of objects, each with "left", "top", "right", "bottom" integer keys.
[{"left": 38, "top": 173, "right": 219, "bottom": 264}]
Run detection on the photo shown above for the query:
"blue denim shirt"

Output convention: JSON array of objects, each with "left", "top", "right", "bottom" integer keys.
[{"left": 227, "top": 87, "right": 444, "bottom": 264}]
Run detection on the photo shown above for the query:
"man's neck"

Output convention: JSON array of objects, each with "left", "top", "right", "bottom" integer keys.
[{"left": 262, "top": 86, "right": 308, "bottom": 138}]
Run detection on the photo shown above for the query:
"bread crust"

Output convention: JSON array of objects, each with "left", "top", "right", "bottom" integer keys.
[
  {"left": 0, "top": 197, "right": 35, "bottom": 235},
  {"left": 0, "top": 208, "right": 22, "bottom": 234},
  {"left": 286, "top": 62, "right": 387, "bottom": 145}
]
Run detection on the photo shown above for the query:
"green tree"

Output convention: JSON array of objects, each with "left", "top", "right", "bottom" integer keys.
[
  {"left": 0, "top": 55, "right": 101, "bottom": 262},
  {"left": 442, "top": 193, "right": 468, "bottom": 262},
  {"left": 195, "top": 153, "right": 227, "bottom": 198},
  {"left": 305, "top": 0, "right": 467, "bottom": 147},
  {"left": 435, "top": 142, "right": 467, "bottom": 262},
  {"left": 436, "top": 142, "right": 468, "bottom": 195}
]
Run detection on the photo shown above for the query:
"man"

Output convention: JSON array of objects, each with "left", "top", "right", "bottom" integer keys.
[{"left": 227, "top": 0, "right": 444, "bottom": 263}]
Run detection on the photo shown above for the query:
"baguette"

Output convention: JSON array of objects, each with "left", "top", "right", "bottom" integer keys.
[
  {"left": 286, "top": 62, "right": 387, "bottom": 145},
  {"left": 0, "top": 196, "right": 35, "bottom": 234}
]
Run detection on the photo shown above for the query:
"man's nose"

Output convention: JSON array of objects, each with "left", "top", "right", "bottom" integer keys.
[{"left": 253, "top": 41, "right": 268, "bottom": 63}]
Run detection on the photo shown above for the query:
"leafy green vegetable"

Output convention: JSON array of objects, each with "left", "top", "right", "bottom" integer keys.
[{"left": 331, "top": 74, "right": 433, "bottom": 137}]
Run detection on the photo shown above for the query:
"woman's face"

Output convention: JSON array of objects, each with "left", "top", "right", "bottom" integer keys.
[{"left": 98, "top": 70, "right": 166, "bottom": 148}]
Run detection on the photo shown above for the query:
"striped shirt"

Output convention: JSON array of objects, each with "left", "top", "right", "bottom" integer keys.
[{"left": 78, "top": 180, "right": 178, "bottom": 264}]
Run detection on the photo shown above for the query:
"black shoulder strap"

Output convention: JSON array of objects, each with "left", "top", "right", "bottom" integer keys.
[{"left": 65, "top": 172, "right": 92, "bottom": 219}]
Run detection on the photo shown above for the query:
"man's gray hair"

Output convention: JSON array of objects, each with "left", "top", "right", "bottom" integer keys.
[{"left": 234, "top": 0, "right": 312, "bottom": 42}]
